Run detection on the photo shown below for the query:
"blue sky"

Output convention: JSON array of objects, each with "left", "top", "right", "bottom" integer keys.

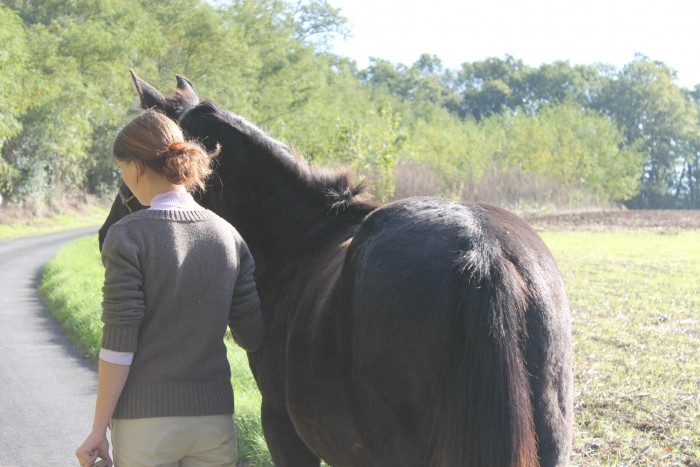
[{"left": 327, "top": 0, "right": 700, "bottom": 89}]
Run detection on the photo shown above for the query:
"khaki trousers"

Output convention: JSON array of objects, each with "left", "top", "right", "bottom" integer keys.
[{"left": 110, "top": 415, "right": 237, "bottom": 467}]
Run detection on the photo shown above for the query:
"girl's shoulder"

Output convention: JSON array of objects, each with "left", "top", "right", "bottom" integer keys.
[{"left": 204, "top": 210, "right": 241, "bottom": 233}]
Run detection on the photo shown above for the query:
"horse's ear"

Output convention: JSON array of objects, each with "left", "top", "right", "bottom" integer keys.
[
  {"left": 176, "top": 74, "right": 197, "bottom": 96},
  {"left": 130, "top": 68, "right": 166, "bottom": 110}
]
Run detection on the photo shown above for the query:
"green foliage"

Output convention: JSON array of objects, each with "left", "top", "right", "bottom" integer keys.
[
  {"left": 496, "top": 103, "right": 643, "bottom": 201},
  {"left": 593, "top": 55, "right": 700, "bottom": 208},
  {"left": 449, "top": 55, "right": 527, "bottom": 120},
  {"left": 1, "top": 1, "right": 696, "bottom": 208},
  {"left": 404, "top": 108, "right": 489, "bottom": 198},
  {"left": 436, "top": 54, "right": 700, "bottom": 207},
  {"left": 2, "top": 0, "right": 360, "bottom": 202},
  {"left": 326, "top": 105, "right": 403, "bottom": 199},
  {"left": 1, "top": 0, "right": 162, "bottom": 201},
  {"left": 0, "top": 5, "right": 29, "bottom": 151},
  {"left": 404, "top": 102, "right": 643, "bottom": 205}
]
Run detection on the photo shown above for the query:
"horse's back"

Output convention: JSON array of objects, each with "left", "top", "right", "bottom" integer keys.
[
  {"left": 343, "top": 197, "right": 572, "bottom": 466},
  {"left": 346, "top": 197, "right": 557, "bottom": 348}
]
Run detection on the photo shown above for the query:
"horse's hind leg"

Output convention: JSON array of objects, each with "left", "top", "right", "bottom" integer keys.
[
  {"left": 261, "top": 402, "right": 320, "bottom": 467},
  {"left": 526, "top": 305, "right": 573, "bottom": 466},
  {"left": 530, "top": 369, "right": 573, "bottom": 466}
]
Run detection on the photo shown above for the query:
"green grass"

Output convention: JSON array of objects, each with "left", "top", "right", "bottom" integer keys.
[
  {"left": 40, "top": 237, "right": 105, "bottom": 358},
  {"left": 541, "top": 231, "right": 700, "bottom": 466},
  {"left": 0, "top": 204, "right": 108, "bottom": 240},
  {"left": 40, "top": 230, "right": 700, "bottom": 466}
]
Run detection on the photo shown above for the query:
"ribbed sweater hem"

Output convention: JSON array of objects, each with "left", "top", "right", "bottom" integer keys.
[
  {"left": 124, "top": 209, "right": 216, "bottom": 222},
  {"left": 113, "top": 379, "right": 234, "bottom": 419}
]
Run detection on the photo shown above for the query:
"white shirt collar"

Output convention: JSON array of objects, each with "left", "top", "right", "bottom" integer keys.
[{"left": 149, "top": 191, "right": 204, "bottom": 211}]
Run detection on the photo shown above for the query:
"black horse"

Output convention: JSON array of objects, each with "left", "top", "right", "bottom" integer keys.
[{"left": 99, "top": 71, "right": 573, "bottom": 467}]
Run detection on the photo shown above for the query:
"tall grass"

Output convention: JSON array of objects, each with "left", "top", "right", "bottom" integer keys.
[
  {"left": 393, "top": 161, "right": 612, "bottom": 212},
  {"left": 41, "top": 229, "right": 700, "bottom": 466}
]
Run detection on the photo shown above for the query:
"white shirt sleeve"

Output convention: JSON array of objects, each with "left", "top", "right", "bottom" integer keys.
[{"left": 99, "top": 348, "right": 134, "bottom": 366}]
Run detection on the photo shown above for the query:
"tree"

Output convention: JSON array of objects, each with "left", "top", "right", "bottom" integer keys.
[
  {"left": 683, "top": 85, "right": 700, "bottom": 207},
  {"left": 448, "top": 55, "right": 527, "bottom": 120},
  {"left": 0, "top": 6, "right": 28, "bottom": 146},
  {"left": 518, "top": 61, "right": 609, "bottom": 112},
  {"left": 288, "top": 0, "right": 349, "bottom": 49},
  {"left": 1, "top": 1, "right": 688, "bottom": 211},
  {"left": 499, "top": 102, "right": 643, "bottom": 201},
  {"left": 594, "top": 55, "right": 700, "bottom": 208},
  {"left": 0, "top": 5, "right": 29, "bottom": 195},
  {"left": 1, "top": 0, "right": 170, "bottom": 201},
  {"left": 1, "top": 0, "right": 352, "bottom": 201}
]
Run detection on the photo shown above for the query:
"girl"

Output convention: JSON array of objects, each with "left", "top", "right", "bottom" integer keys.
[{"left": 76, "top": 109, "right": 263, "bottom": 466}]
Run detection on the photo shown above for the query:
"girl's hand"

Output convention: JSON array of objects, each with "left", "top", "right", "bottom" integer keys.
[
  {"left": 78, "top": 360, "right": 130, "bottom": 466},
  {"left": 75, "top": 431, "right": 112, "bottom": 467}
]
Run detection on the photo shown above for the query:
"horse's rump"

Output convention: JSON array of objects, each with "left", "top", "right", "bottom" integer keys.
[
  {"left": 341, "top": 197, "right": 569, "bottom": 466},
  {"left": 342, "top": 199, "right": 467, "bottom": 464}
]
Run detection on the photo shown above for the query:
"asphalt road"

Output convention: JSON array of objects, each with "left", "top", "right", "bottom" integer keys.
[{"left": 0, "top": 227, "right": 100, "bottom": 467}]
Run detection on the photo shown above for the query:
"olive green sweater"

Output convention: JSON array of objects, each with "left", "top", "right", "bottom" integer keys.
[{"left": 100, "top": 208, "right": 263, "bottom": 419}]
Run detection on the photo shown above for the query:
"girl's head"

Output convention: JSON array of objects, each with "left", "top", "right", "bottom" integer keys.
[{"left": 113, "top": 109, "right": 218, "bottom": 194}]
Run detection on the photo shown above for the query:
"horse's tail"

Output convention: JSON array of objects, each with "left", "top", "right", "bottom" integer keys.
[{"left": 428, "top": 251, "right": 538, "bottom": 467}]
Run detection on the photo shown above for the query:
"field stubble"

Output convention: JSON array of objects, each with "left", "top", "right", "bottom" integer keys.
[{"left": 534, "top": 210, "right": 700, "bottom": 466}]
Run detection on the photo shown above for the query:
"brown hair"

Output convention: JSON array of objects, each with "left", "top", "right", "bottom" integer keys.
[{"left": 113, "top": 109, "right": 219, "bottom": 192}]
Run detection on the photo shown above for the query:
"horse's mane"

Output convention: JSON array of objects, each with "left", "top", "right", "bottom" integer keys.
[{"left": 189, "top": 99, "right": 377, "bottom": 215}]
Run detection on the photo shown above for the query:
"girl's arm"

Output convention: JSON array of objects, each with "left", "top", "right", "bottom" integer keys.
[
  {"left": 75, "top": 360, "right": 131, "bottom": 467},
  {"left": 229, "top": 241, "right": 264, "bottom": 351}
]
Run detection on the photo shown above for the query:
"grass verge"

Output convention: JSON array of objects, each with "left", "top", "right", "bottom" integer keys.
[
  {"left": 40, "top": 230, "right": 700, "bottom": 466},
  {"left": 0, "top": 204, "right": 108, "bottom": 240}
]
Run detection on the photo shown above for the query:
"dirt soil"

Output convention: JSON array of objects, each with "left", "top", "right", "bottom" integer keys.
[{"left": 523, "top": 209, "right": 700, "bottom": 232}]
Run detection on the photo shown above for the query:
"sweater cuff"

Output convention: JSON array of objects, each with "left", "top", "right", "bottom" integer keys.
[{"left": 101, "top": 324, "right": 140, "bottom": 352}]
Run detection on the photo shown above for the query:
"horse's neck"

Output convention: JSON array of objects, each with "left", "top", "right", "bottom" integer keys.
[
  {"left": 229, "top": 131, "right": 371, "bottom": 268},
  {"left": 237, "top": 174, "right": 364, "bottom": 281},
  {"left": 244, "top": 183, "right": 354, "bottom": 259}
]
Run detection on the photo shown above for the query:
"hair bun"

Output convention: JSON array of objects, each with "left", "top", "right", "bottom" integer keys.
[{"left": 166, "top": 141, "right": 190, "bottom": 158}]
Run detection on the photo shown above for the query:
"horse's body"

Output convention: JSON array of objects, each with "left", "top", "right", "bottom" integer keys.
[{"left": 99, "top": 72, "right": 573, "bottom": 466}]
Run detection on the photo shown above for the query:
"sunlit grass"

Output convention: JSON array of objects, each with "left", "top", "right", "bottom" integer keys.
[
  {"left": 0, "top": 204, "right": 107, "bottom": 240},
  {"left": 541, "top": 231, "right": 700, "bottom": 466},
  {"left": 41, "top": 230, "right": 700, "bottom": 466},
  {"left": 226, "top": 343, "right": 271, "bottom": 465},
  {"left": 39, "top": 236, "right": 105, "bottom": 358}
]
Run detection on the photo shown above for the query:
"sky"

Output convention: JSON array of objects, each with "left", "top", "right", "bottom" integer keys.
[{"left": 327, "top": 0, "right": 700, "bottom": 88}]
